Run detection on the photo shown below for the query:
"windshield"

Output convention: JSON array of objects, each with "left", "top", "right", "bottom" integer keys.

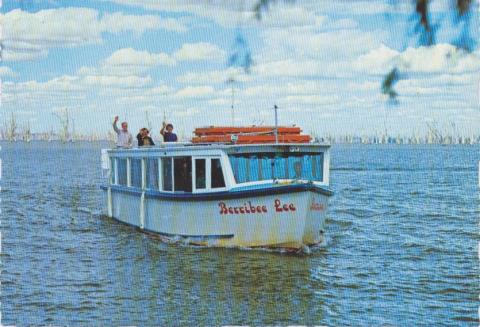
[{"left": 228, "top": 152, "right": 323, "bottom": 183}]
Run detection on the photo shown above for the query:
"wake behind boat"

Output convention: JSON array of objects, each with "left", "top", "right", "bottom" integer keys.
[{"left": 101, "top": 126, "right": 333, "bottom": 250}]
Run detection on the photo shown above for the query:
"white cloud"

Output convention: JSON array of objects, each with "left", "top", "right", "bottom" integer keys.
[
  {"left": 355, "top": 43, "right": 480, "bottom": 75},
  {"left": 258, "top": 6, "right": 318, "bottom": 28},
  {"left": 174, "top": 107, "right": 201, "bottom": 117},
  {"left": 281, "top": 94, "right": 339, "bottom": 105},
  {"left": 7, "top": 46, "right": 178, "bottom": 107},
  {"left": 207, "top": 98, "right": 231, "bottom": 106},
  {"left": 301, "top": 0, "right": 419, "bottom": 16},
  {"left": 105, "top": 0, "right": 257, "bottom": 27},
  {"left": 0, "top": 66, "right": 17, "bottom": 78},
  {"left": 100, "top": 12, "right": 187, "bottom": 33},
  {"left": 346, "top": 81, "right": 380, "bottom": 92},
  {"left": 353, "top": 44, "right": 399, "bottom": 74},
  {"left": 82, "top": 74, "right": 153, "bottom": 88},
  {"left": 101, "top": 48, "right": 176, "bottom": 75},
  {"left": 327, "top": 18, "right": 358, "bottom": 30},
  {"left": 397, "top": 44, "right": 480, "bottom": 73},
  {"left": 177, "top": 67, "right": 250, "bottom": 84},
  {"left": 75, "top": 48, "right": 175, "bottom": 88},
  {"left": 174, "top": 86, "right": 215, "bottom": 98},
  {"left": 1, "top": 77, "right": 88, "bottom": 107},
  {"left": 173, "top": 42, "right": 225, "bottom": 61},
  {"left": 432, "top": 74, "right": 478, "bottom": 85},
  {"left": 106, "top": 0, "right": 404, "bottom": 27},
  {"left": 254, "top": 60, "right": 317, "bottom": 77},
  {"left": 3, "top": 69, "right": 154, "bottom": 109},
  {"left": 0, "top": 8, "right": 187, "bottom": 61},
  {"left": 258, "top": 23, "right": 383, "bottom": 63},
  {"left": 9, "top": 76, "right": 85, "bottom": 93},
  {"left": 396, "top": 82, "right": 444, "bottom": 96},
  {"left": 258, "top": 7, "right": 358, "bottom": 31},
  {"left": 243, "top": 80, "right": 330, "bottom": 97},
  {"left": 113, "top": 84, "right": 174, "bottom": 105},
  {"left": 253, "top": 59, "right": 352, "bottom": 78},
  {"left": 147, "top": 85, "right": 172, "bottom": 95}
]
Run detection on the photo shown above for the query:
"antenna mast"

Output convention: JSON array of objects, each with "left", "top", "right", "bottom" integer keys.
[
  {"left": 231, "top": 83, "right": 235, "bottom": 126},
  {"left": 227, "top": 77, "right": 235, "bottom": 126},
  {"left": 274, "top": 104, "right": 278, "bottom": 144},
  {"left": 145, "top": 109, "right": 152, "bottom": 131}
]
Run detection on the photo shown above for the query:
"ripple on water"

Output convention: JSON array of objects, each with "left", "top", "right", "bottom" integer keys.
[
  {"left": 331, "top": 207, "right": 381, "bottom": 219},
  {"left": 1, "top": 142, "right": 479, "bottom": 326}
]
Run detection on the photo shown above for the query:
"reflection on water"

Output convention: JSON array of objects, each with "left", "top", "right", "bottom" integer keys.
[
  {"left": 1, "top": 142, "right": 479, "bottom": 325},
  {"left": 96, "top": 215, "right": 325, "bottom": 325}
]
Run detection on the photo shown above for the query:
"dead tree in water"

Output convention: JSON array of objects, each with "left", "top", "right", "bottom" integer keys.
[
  {"left": 53, "top": 108, "right": 71, "bottom": 143},
  {"left": 5, "top": 113, "right": 18, "bottom": 142},
  {"left": 22, "top": 120, "right": 31, "bottom": 143}
]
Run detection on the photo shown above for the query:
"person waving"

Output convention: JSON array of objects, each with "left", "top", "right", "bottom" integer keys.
[
  {"left": 160, "top": 121, "right": 178, "bottom": 142},
  {"left": 112, "top": 116, "right": 133, "bottom": 148}
]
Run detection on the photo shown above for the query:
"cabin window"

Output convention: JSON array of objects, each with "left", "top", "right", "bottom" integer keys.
[
  {"left": 174, "top": 157, "right": 192, "bottom": 192},
  {"left": 130, "top": 158, "right": 142, "bottom": 188},
  {"left": 117, "top": 158, "right": 128, "bottom": 186},
  {"left": 274, "top": 154, "right": 288, "bottom": 179},
  {"left": 229, "top": 153, "right": 323, "bottom": 183},
  {"left": 312, "top": 153, "right": 324, "bottom": 180},
  {"left": 232, "top": 156, "right": 249, "bottom": 182},
  {"left": 249, "top": 155, "right": 259, "bottom": 181},
  {"left": 195, "top": 159, "right": 206, "bottom": 190},
  {"left": 211, "top": 158, "right": 226, "bottom": 188},
  {"left": 162, "top": 157, "right": 173, "bottom": 191},
  {"left": 291, "top": 153, "right": 324, "bottom": 181},
  {"left": 146, "top": 158, "right": 159, "bottom": 190},
  {"left": 261, "top": 155, "right": 275, "bottom": 180}
]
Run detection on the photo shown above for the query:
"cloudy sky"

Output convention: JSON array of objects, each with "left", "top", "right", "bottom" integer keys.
[{"left": 1, "top": 0, "right": 479, "bottom": 138}]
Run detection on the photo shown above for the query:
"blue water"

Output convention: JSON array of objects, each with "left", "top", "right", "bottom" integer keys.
[{"left": 1, "top": 142, "right": 478, "bottom": 325}]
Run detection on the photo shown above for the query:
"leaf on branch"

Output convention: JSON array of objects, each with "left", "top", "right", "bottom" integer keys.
[
  {"left": 253, "top": 0, "right": 296, "bottom": 20},
  {"left": 413, "top": 0, "right": 437, "bottom": 46},
  {"left": 416, "top": 0, "right": 430, "bottom": 30},
  {"left": 456, "top": 0, "right": 472, "bottom": 16},
  {"left": 382, "top": 68, "right": 400, "bottom": 102},
  {"left": 228, "top": 31, "right": 253, "bottom": 73},
  {"left": 452, "top": 0, "right": 475, "bottom": 51}
]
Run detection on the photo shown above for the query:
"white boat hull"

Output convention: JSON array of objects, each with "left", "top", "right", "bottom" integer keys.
[{"left": 103, "top": 187, "right": 329, "bottom": 249}]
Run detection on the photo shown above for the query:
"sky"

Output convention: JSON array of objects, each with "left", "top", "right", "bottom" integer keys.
[{"left": 1, "top": 0, "right": 479, "bottom": 138}]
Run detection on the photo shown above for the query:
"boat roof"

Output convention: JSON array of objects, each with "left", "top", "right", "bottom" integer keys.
[{"left": 108, "top": 142, "right": 331, "bottom": 156}]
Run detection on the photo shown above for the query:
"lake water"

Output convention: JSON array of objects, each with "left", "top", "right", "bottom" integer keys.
[{"left": 1, "top": 142, "right": 478, "bottom": 326}]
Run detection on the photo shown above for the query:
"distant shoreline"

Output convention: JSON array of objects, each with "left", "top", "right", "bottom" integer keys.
[{"left": 0, "top": 140, "right": 478, "bottom": 146}]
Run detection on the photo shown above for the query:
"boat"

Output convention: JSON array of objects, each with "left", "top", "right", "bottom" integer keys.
[{"left": 100, "top": 126, "right": 333, "bottom": 250}]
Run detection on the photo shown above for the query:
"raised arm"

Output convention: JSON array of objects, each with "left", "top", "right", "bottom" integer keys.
[
  {"left": 112, "top": 116, "right": 120, "bottom": 134},
  {"left": 160, "top": 121, "right": 166, "bottom": 136}
]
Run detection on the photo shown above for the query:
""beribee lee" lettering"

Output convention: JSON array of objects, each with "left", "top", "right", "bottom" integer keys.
[{"left": 218, "top": 199, "right": 296, "bottom": 215}]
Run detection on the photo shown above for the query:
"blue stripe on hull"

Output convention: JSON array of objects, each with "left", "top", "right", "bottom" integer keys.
[{"left": 100, "top": 183, "right": 333, "bottom": 201}]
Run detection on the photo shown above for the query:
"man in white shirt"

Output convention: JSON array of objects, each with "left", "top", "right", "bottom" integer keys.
[{"left": 112, "top": 116, "right": 133, "bottom": 148}]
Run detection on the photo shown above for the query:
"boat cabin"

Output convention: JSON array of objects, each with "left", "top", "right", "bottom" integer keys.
[{"left": 104, "top": 143, "right": 330, "bottom": 194}]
